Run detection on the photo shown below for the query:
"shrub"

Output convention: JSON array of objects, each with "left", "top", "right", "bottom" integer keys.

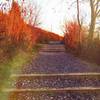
[{"left": 64, "top": 21, "right": 85, "bottom": 49}]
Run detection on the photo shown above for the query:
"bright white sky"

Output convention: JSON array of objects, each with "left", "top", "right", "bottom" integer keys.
[
  {"left": 33, "top": 0, "right": 90, "bottom": 36},
  {"left": 0, "top": 0, "right": 90, "bottom": 36},
  {"left": 35, "top": 0, "right": 69, "bottom": 36}
]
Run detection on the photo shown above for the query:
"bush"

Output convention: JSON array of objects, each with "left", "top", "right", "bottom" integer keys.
[
  {"left": 64, "top": 21, "right": 100, "bottom": 65},
  {"left": 0, "top": 2, "right": 39, "bottom": 60},
  {"left": 64, "top": 21, "right": 85, "bottom": 49}
]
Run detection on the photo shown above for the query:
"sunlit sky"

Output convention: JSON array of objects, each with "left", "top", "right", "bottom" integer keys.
[
  {"left": 0, "top": 0, "right": 90, "bottom": 36},
  {"left": 33, "top": 0, "right": 90, "bottom": 36}
]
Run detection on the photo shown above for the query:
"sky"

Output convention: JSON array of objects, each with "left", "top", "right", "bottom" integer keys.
[
  {"left": 35, "top": 0, "right": 68, "bottom": 36},
  {"left": 33, "top": 0, "right": 90, "bottom": 36},
  {"left": 0, "top": 0, "right": 90, "bottom": 36}
]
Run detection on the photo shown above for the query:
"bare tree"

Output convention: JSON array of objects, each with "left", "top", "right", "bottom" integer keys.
[
  {"left": 29, "top": 5, "right": 41, "bottom": 26},
  {"left": 21, "top": 1, "right": 41, "bottom": 27},
  {"left": 88, "top": 0, "right": 100, "bottom": 42},
  {"left": 69, "top": 0, "right": 84, "bottom": 42},
  {"left": 76, "top": 0, "right": 82, "bottom": 49}
]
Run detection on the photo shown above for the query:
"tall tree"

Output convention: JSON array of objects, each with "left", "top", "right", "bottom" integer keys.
[
  {"left": 89, "top": 0, "right": 100, "bottom": 42},
  {"left": 76, "top": 0, "right": 82, "bottom": 47},
  {"left": 77, "top": 0, "right": 81, "bottom": 30}
]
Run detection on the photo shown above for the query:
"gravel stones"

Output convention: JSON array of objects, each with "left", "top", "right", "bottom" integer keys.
[{"left": 9, "top": 44, "right": 100, "bottom": 100}]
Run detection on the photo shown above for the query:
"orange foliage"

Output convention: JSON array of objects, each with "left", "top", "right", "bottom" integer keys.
[
  {"left": 33, "top": 27, "right": 63, "bottom": 43},
  {"left": 0, "top": 1, "right": 63, "bottom": 49},
  {"left": 8, "top": 2, "right": 24, "bottom": 40},
  {"left": 0, "top": 11, "right": 8, "bottom": 34},
  {"left": 64, "top": 21, "right": 84, "bottom": 48},
  {"left": 0, "top": 2, "right": 38, "bottom": 48}
]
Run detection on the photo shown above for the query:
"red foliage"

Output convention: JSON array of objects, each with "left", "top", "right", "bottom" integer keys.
[
  {"left": 8, "top": 2, "right": 23, "bottom": 40},
  {"left": 0, "top": 2, "right": 38, "bottom": 48},
  {"left": 64, "top": 21, "right": 84, "bottom": 48},
  {"left": 0, "top": 1, "right": 63, "bottom": 49},
  {"left": 0, "top": 12, "right": 8, "bottom": 34}
]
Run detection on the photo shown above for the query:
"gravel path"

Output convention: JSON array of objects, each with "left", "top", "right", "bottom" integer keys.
[
  {"left": 10, "top": 91, "right": 100, "bottom": 100},
  {"left": 10, "top": 76, "right": 100, "bottom": 89},
  {"left": 22, "top": 48, "right": 100, "bottom": 74},
  {"left": 9, "top": 43, "right": 100, "bottom": 100}
]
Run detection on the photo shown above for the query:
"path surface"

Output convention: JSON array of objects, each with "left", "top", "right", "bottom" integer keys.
[
  {"left": 3, "top": 42, "right": 100, "bottom": 100},
  {"left": 21, "top": 44, "right": 100, "bottom": 74}
]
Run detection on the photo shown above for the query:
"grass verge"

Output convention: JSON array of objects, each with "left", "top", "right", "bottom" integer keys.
[{"left": 0, "top": 44, "right": 42, "bottom": 100}]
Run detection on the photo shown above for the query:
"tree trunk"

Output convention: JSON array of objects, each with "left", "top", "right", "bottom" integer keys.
[
  {"left": 88, "top": 0, "right": 96, "bottom": 42},
  {"left": 77, "top": 0, "right": 82, "bottom": 55},
  {"left": 88, "top": 17, "right": 96, "bottom": 41}
]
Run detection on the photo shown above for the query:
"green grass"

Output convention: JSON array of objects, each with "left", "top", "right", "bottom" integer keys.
[{"left": 0, "top": 44, "right": 42, "bottom": 100}]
